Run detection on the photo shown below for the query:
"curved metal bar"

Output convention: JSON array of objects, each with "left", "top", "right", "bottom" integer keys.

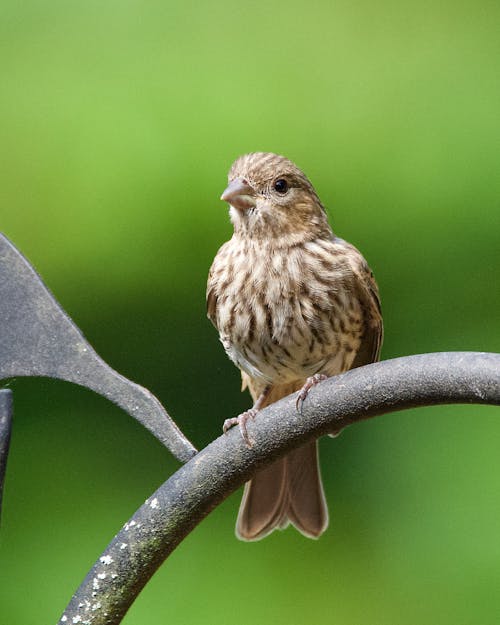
[{"left": 59, "top": 351, "right": 500, "bottom": 625}]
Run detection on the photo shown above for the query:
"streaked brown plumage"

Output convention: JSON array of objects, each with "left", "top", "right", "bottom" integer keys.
[{"left": 207, "top": 152, "right": 383, "bottom": 540}]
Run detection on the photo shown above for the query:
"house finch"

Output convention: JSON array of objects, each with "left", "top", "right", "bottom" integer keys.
[{"left": 207, "top": 152, "right": 383, "bottom": 541}]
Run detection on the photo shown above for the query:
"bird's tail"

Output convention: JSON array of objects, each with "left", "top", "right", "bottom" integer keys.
[
  {"left": 236, "top": 439, "right": 328, "bottom": 540},
  {"left": 236, "top": 377, "right": 329, "bottom": 541}
]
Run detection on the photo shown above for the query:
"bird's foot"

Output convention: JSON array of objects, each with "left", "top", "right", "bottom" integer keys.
[
  {"left": 296, "top": 373, "right": 328, "bottom": 413},
  {"left": 223, "top": 408, "right": 258, "bottom": 448},
  {"left": 223, "top": 387, "right": 271, "bottom": 449}
]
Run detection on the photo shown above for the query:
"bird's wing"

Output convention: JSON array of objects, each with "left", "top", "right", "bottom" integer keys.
[
  {"left": 206, "top": 273, "right": 218, "bottom": 328},
  {"left": 206, "top": 241, "right": 232, "bottom": 329},
  {"left": 332, "top": 236, "right": 383, "bottom": 367},
  {"left": 351, "top": 259, "right": 383, "bottom": 367}
]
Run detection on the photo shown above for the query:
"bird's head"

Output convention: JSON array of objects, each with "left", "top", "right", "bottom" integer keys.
[{"left": 221, "top": 152, "right": 331, "bottom": 243}]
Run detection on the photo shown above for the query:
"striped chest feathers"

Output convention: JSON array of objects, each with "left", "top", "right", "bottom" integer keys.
[{"left": 209, "top": 237, "right": 364, "bottom": 384}]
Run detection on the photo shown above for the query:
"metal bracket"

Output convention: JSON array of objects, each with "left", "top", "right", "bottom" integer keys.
[{"left": 0, "top": 233, "right": 196, "bottom": 462}]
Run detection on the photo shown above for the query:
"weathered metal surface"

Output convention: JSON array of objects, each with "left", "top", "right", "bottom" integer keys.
[{"left": 59, "top": 351, "right": 500, "bottom": 625}]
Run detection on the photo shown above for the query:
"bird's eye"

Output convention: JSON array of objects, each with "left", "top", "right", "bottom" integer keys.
[{"left": 273, "top": 178, "right": 288, "bottom": 194}]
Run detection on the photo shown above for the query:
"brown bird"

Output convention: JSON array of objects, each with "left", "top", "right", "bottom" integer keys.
[{"left": 207, "top": 152, "right": 383, "bottom": 540}]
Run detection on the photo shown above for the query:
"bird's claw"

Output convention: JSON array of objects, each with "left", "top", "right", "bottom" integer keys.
[
  {"left": 296, "top": 373, "right": 328, "bottom": 413},
  {"left": 223, "top": 408, "right": 257, "bottom": 448}
]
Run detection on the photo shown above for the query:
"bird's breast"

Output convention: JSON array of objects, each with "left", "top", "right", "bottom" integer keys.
[{"left": 209, "top": 238, "right": 363, "bottom": 383}]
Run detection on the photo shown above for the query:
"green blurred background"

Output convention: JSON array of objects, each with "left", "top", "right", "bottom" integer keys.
[{"left": 1, "top": 0, "right": 499, "bottom": 623}]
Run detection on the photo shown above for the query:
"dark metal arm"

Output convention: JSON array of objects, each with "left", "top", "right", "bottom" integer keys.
[
  {"left": 0, "top": 233, "right": 196, "bottom": 462},
  {"left": 59, "top": 351, "right": 500, "bottom": 625}
]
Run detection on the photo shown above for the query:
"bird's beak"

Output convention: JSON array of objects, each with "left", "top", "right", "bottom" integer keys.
[{"left": 220, "top": 178, "right": 256, "bottom": 211}]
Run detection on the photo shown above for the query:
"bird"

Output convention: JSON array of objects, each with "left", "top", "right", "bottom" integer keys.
[{"left": 207, "top": 152, "right": 383, "bottom": 541}]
